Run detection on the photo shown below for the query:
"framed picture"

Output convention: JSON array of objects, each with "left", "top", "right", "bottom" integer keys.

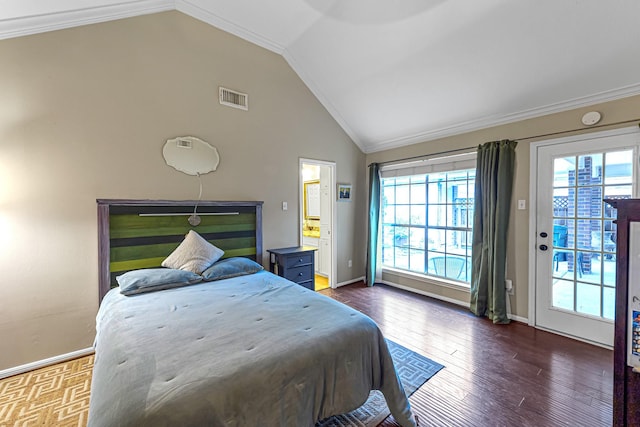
[{"left": 337, "top": 183, "right": 352, "bottom": 201}]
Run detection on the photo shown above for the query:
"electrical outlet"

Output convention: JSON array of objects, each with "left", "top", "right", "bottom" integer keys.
[
  {"left": 505, "top": 279, "right": 514, "bottom": 295},
  {"left": 348, "top": 260, "right": 352, "bottom": 268}
]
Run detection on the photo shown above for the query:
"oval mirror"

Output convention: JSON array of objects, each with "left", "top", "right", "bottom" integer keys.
[{"left": 163, "top": 136, "right": 219, "bottom": 176}]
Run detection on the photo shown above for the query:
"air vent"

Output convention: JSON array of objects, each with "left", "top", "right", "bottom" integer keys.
[
  {"left": 176, "top": 138, "right": 192, "bottom": 149},
  {"left": 219, "top": 87, "right": 248, "bottom": 111}
]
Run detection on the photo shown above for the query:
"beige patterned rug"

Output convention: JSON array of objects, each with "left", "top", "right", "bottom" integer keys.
[
  {"left": 0, "top": 355, "right": 93, "bottom": 427},
  {"left": 0, "top": 346, "right": 440, "bottom": 427}
]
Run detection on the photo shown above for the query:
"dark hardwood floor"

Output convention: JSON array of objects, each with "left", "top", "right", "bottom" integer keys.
[{"left": 320, "top": 283, "right": 613, "bottom": 427}]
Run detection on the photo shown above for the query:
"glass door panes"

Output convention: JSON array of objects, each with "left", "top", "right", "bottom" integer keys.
[{"left": 551, "top": 150, "right": 633, "bottom": 320}]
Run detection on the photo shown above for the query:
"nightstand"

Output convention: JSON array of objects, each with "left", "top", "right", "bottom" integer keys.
[{"left": 267, "top": 246, "right": 317, "bottom": 290}]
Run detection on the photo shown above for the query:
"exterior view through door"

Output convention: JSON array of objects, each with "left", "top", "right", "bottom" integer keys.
[{"left": 532, "top": 127, "right": 639, "bottom": 347}]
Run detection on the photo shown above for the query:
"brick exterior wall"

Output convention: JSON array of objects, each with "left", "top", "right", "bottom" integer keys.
[{"left": 566, "top": 156, "right": 602, "bottom": 274}]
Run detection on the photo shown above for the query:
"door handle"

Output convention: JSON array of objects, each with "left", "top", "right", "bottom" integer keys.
[{"left": 539, "top": 244, "right": 548, "bottom": 251}]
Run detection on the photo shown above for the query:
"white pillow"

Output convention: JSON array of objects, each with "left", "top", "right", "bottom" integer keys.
[{"left": 161, "top": 230, "right": 224, "bottom": 274}]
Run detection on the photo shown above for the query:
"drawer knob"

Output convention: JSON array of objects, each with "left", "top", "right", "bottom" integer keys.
[
  {"left": 299, "top": 258, "right": 303, "bottom": 262},
  {"left": 299, "top": 272, "right": 303, "bottom": 276}
]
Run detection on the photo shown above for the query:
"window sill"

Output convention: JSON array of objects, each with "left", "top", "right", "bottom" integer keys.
[{"left": 382, "top": 267, "right": 471, "bottom": 293}]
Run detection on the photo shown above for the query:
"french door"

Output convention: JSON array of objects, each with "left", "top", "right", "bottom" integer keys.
[{"left": 533, "top": 127, "right": 639, "bottom": 346}]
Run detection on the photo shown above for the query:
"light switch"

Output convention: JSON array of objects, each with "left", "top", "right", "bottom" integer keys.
[
  {"left": 282, "top": 201, "right": 288, "bottom": 211},
  {"left": 518, "top": 200, "right": 526, "bottom": 210}
]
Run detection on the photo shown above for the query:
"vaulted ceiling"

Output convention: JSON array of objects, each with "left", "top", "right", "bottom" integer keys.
[{"left": 3, "top": 1, "right": 640, "bottom": 153}]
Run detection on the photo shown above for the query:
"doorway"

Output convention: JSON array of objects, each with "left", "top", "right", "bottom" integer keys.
[
  {"left": 530, "top": 127, "right": 640, "bottom": 346},
  {"left": 300, "top": 158, "right": 337, "bottom": 290}
]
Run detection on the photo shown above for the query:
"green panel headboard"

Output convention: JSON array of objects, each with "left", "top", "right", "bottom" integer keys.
[{"left": 97, "top": 200, "right": 263, "bottom": 302}]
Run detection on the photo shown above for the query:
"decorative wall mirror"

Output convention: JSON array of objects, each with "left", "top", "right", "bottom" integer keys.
[
  {"left": 163, "top": 136, "right": 219, "bottom": 176},
  {"left": 304, "top": 180, "right": 320, "bottom": 219},
  {"left": 162, "top": 136, "right": 220, "bottom": 226}
]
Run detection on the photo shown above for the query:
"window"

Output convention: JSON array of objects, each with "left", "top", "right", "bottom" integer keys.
[{"left": 380, "top": 154, "right": 476, "bottom": 285}]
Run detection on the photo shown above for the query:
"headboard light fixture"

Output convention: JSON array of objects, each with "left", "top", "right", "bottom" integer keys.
[
  {"left": 188, "top": 173, "right": 203, "bottom": 226},
  {"left": 162, "top": 136, "right": 220, "bottom": 226}
]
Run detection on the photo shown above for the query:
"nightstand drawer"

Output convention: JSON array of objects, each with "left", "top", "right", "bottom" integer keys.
[
  {"left": 267, "top": 246, "right": 317, "bottom": 291},
  {"left": 297, "top": 280, "right": 314, "bottom": 290},
  {"left": 284, "top": 265, "right": 313, "bottom": 283},
  {"left": 285, "top": 253, "right": 313, "bottom": 268}
]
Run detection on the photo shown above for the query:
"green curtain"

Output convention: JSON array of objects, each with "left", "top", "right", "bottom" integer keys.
[
  {"left": 470, "top": 140, "right": 517, "bottom": 323},
  {"left": 366, "top": 163, "right": 381, "bottom": 287}
]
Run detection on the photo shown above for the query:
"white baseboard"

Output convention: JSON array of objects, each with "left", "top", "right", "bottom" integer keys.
[
  {"left": 382, "top": 280, "right": 529, "bottom": 324},
  {"left": 507, "top": 313, "right": 528, "bottom": 323},
  {"left": 335, "top": 276, "right": 365, "bottom": 288},
  {"left": 382, "top": 280, "right": 469, "bottom": 308},
  {"left": 0, "top": 347, "right": 94, "bottom": 380}
]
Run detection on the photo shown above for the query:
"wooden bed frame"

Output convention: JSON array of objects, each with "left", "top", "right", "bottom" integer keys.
[{"left": 97, "top": 199, "right": 263, "bottom": 302}]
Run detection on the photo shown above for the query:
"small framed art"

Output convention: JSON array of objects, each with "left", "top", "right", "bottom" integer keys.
[{"left": 337, "top": 183, "right": 352, "bottom": 201}]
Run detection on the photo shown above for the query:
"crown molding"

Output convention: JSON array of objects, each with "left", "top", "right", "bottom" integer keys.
[
  {"left": 175, "top": 0, "right": 284, "bottom": 55},
  {"left": 174, "top": 1, "right": 363, "bottom": 153},
  {"left": 363, "top": 82, "right": 640, "bottom": 154},
  {"left": 0, "top": 0, "right": 174, "bottom": 40},
  {"left": 4, "top": 0, "right": 639, "bottom": 157},
  {"left": 282, "top": 49, "right": 366, "bottom": 153}
]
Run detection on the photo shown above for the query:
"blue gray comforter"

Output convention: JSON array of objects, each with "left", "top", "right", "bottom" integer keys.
[{"left": 88, "top": 271, "right": 416, "bottom": 426}]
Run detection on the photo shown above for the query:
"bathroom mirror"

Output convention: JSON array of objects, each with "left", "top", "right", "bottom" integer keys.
[
  {"left": 304, "top": 181, "right": 320, "bottom": 219},
  {"left": 163, "top": 136, "right": 219, "bottom": 176}
]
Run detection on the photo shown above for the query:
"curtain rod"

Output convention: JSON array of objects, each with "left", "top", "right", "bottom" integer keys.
[
  {"left": 369, "top": 118, "right": 640, "bottom": 167},
  {"left": 369, "top": 146, "right": 476, "bottom": 168}
]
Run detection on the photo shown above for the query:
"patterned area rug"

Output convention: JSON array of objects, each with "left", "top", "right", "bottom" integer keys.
[
  {"left": 316, "top": 339, "right": 444, "bottom": 427},
  {"left": 0, "top": 355, "right": 93, "bottom": 427},
  {"left": 0, "top": 340, "right": 441, "bottom": 427}
]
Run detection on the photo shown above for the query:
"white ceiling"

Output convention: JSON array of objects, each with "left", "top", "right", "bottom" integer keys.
[{"left": 3, "top": 0, "right": 640, "bottom": 153}]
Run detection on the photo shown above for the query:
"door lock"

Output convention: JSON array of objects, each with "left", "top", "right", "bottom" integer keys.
[{"left": 539, "top": 244, "right": 548, "bottom": 251}]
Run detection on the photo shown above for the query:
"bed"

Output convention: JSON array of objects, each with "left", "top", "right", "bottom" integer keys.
[{"left": 89, "top": 200, "right": 416, "bottom": 427}]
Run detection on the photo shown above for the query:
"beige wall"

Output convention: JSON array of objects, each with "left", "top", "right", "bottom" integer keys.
[
  {"left": 367, "top": 95, "right": 640, "bottom": 319},
  {"left": 0, "top": 11, "right": 366, "bottom": 370}
]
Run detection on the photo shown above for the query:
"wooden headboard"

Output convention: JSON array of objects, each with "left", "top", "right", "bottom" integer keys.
[{"left": 97, "top": 199, "right": 263, "bottom": 302}]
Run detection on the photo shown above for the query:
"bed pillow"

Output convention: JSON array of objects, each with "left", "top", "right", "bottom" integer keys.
[
  {"left": 117, "top": 268, "right": 203, "bottom": 296},
  {"left": 202, "top": 257, "right": 264, "bottom": 282},
  {"left": 161, "top": 230, "right": 224, "bottom": 274}
]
